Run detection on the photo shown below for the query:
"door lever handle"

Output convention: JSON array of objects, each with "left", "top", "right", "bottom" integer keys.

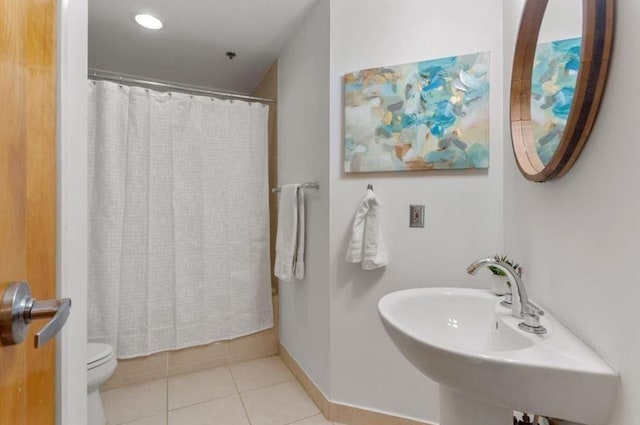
[
  {"left": 28, "top": 298, "right": 72, "bottom": 348},
  {"left": 0, "top": 281, "right": 72, "bottom": 348}
]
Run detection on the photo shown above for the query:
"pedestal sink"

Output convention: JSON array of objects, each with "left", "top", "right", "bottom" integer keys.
[{"left": 378, "top": 288, "right": 617, "bottom": 425}]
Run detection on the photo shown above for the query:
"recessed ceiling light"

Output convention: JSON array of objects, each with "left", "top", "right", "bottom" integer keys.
[{"left": 134, "top": 14, "right": 163, "bottom": 30}]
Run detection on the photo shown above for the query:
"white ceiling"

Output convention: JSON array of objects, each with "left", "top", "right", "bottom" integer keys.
[{"left": 89, "top": 0, "right": 318, "bottom": 93}]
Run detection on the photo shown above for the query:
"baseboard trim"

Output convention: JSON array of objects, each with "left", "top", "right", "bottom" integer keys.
[
  {"left": 278, "top": 343, "right": 432, "bottom": 425},
  {"left": 279, "top": 342, "right": 331, "bottom": 418}
]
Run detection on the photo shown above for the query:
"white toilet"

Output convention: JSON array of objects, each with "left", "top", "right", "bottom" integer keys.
[{"left": 87, "top": 342, "right": 117, "bottom": 425}]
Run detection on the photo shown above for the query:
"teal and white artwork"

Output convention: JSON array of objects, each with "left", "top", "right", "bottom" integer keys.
[
  {"left": 344, "top": 52, "right": 490, "bottom": 173},
  {"left": 531, "top": 37, "right": 582, "bottom": 165}
]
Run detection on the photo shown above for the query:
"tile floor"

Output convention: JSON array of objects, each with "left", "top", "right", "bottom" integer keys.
[{"left": 102, "top": 356, "right": 345, "bottom": 425}]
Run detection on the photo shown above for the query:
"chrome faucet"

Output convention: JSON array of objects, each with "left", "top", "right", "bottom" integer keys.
[{"left": 467, "top": 257, "right": 546, "bottom": 335}]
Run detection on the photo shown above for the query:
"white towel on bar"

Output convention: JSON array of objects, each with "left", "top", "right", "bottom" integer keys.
[
  {"left": 275, "top": 184, "right": 305, "bottom": 281},
  {"left": 346, "top": 188, "right": 388, "bottom": 270},
  {"left": 294, "top": 187, "right": 305, "bottom": 279}
]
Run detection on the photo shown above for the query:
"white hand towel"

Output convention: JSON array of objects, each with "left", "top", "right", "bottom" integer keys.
[
  {"left": 294, "top": 187, "right": 305, "bottom": 279},
  {"left": 346, "top": 189, "right": 388, "bottom": 270},
  {"left": 345, "top": 190, "right": 372, "bottom": 264},
  {"left": 274, "top": 184, "right": 299, "bottom": 281}
]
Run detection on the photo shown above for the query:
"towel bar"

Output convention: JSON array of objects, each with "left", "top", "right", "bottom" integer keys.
[{"left": 272, "top": 182, "right": 319, "bottom": 194}]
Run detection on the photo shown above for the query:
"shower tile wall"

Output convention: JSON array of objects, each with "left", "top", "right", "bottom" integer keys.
[{"left": 103, "top": 296, "right": 279, "bottom": 391}]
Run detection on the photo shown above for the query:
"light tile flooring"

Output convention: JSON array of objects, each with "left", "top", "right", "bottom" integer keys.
[{"left": 102, "top": 356, "right": 344, "bottom": 425}]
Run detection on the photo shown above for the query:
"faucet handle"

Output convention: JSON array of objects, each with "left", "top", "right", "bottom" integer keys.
[
  {"left": 500, "top": 292, "right": 544, "bottom": 317},
  {"left": 500, "top": 291, "right": 513, "bottom": 309},
  {"left": 528, "top": 301, "right": 544, "bottom": 317},
  {"left": 518, "top": 311, "right": 547, "bottom": 335}
]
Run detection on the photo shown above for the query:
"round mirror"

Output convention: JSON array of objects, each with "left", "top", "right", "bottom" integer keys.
[{"left": 510, "top": 0, "right": 614, "bottom": 182}]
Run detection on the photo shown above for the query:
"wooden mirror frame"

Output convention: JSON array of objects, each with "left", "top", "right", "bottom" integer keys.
[{"left": 510, "top": 0, "right": 614, "bottom": 182}]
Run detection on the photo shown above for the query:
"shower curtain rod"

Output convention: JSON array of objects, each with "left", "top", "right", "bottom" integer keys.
[{"left": 88, "top": 69, "right": 277, "bottom": 104}]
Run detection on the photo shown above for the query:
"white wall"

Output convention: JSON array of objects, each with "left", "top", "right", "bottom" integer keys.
[
  {"left": 57, "top": 0, "right": 88, "bottom": 424},
  {"left": 503, "top": 1, "right": 638, "bottom": 425},
  {"left": 282, "top": 1, "right": 634, "bottom": 424},
  {"left": 278, "top": 0, "right": 332, "bottom": 395},
  {"left": 329, "top": 1, "right": 504, "bottom": 422}
]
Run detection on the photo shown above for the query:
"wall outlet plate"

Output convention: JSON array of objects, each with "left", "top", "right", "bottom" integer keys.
[{"left": 410, "top": 205, "right": 425, "bottom": 228}]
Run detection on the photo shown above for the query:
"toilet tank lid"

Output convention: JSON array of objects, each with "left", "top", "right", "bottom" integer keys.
[{"left": 87, "top": 342, "right": 114, "bottom": 366}]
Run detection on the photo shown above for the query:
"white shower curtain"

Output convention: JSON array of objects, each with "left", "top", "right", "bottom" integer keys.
[{"left": 87, "top": 80, "right": 273, "bottom": 358}]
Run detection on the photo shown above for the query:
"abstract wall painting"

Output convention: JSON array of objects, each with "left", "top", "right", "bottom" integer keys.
[
  {"left": 530, "top": 37, "right": 582, "bottom": 165},
  {"left": 344, "top": 52, "right": 490, "bottom": 173}
]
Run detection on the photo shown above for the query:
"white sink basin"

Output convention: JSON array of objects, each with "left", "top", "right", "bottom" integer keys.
[{"left": 379, "top": 288, "right": 617, "bottom": 425}]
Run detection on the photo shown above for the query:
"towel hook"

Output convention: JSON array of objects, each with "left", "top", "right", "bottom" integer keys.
[{"left": 367, "top": 184, "right": 374, "bottom": 191}]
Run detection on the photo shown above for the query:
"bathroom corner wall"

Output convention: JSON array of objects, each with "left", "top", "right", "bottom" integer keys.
[
  {"left": 277, "top": 0, "right": 331, "bottom": 396},
  {"left": 328, "top": 1, "right": 504, "bottom": 422},
  {"left": 503, "top": 2, "right": 640, "bottom": 425},
  {"left": 279, "top": 0, "right": 505, "bottom": 421}
]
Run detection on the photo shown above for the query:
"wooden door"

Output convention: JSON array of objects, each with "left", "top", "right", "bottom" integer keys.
[{"left": 0, "top": 0, "right": 58, "bottom": 423}]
